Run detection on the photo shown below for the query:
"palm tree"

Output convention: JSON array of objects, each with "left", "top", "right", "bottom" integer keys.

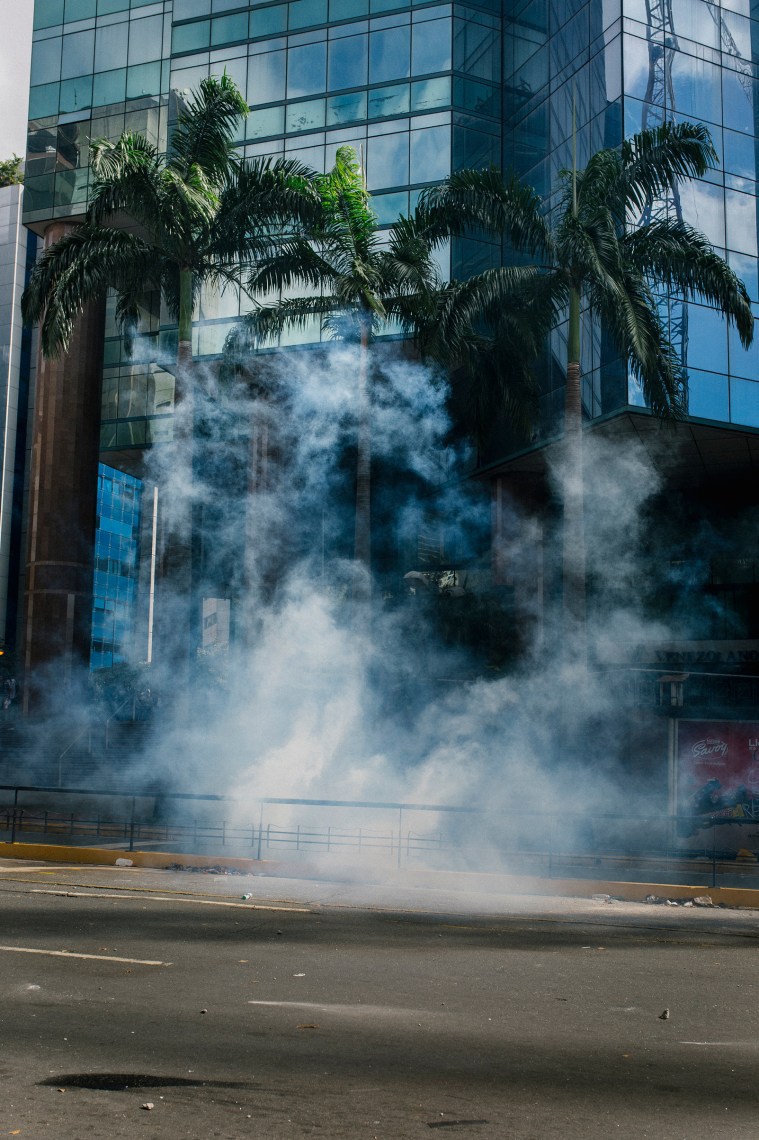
[
  {"left": 419, "top": 122, "right": 755, "bottom": 655},
  {"left": 230, "top": 145, "right": 444, "bottom": 597},
  {"left": 22, "top": 73, "right": 319, "bottom": 672}
]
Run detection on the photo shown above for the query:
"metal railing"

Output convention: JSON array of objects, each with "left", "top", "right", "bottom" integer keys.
[{"left": 2, "top": 784, "right": 759, "bottom": 889}]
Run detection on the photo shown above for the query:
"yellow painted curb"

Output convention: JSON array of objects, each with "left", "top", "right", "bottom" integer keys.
[
  {"left": 0, "top": 842, "right": 265, "bottom": 874},
  {"left": 2, "top": 843, "right": 759, "bottom": 909}
]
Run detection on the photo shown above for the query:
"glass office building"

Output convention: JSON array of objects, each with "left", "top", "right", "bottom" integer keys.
[
  {"left": 91, "top": 463, "right": 142, "bottom": 669},
  {"left": 18, "top": 0, "right": 759, "bottom": 678}
]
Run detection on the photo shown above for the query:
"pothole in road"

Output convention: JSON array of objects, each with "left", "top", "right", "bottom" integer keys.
[{"left": 39, "top": 1074, "right": 253, "bottom": 1091}]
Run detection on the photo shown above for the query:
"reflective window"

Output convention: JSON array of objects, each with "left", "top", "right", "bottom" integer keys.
[
  {"left": 95, "top": 24, "right": 128, "bottom": 72},
  {"left": 287, "top": 42, "right": 327, "bottom": 98},
  {"left": 126, "top": 62, "right": 161, "bottom": 98},
  {"left": 29, "top": 83, "right": 61, "bottom": 120},
  {"left": 61, "top": 31, "right": 95, "bottom": 80},
  {"left": 128, "top": 15, "right": 164, "bottom": 65},
  {"left": 249, "top": 50, "right": 286, "bottom": 103},
  {"left": 31, "top": 37, "right": 63, "bottom": 87},
  {"left": 250, "top": 6, "right": 287, "bottom": 37},
  {"left": 174, "top": 0, "right": 211, "bottom": 16},
  {"left": 725, "top": 188, "right": 757, "bottom": 257},
  {"left": 685, "top": 305, "right": 728, "bottom": 377},
  {"left": 453, "top": 19, "right": 499, "bottom": 82},
  {"left": 286, "top": 98, "right": 326, "bottom": 131},
  {"left": 670, "top": 53, "right": 721, "bottom": 124},
  {"left": 328, "top": 34, "right": 368, "bottom": 90},
  {"left": 211, "top": 12, "right": 248, "bottom": 46},
  {"left": 730, "top": 378, "right": 759, "bottom": 427},
  {"left": 93, "top": 69, "right": 127, "bottom": 107},
  {"left": 370, "top": 27, "right": 410, "bottom": 84},
  {"left": 34, "top": 0, "right": 64, "bottom": 30},
  {"left": 367, "top": 131, "right": 408, "bottom": 189},
  {"left": 65, "top": 0, "right": 96, "bottom": 19},
  {"left": 289, "top": 0, "right": 328, "bottom": 29},
  {"left": 368, "top": 83, "right": 409, "bottom": 117},
  {"left": 59, "top": 74, "right": 93, "bottom": 113},
  {"left": 172, "top": 20, "right": 211, "bottom": 54},
  {"left": 326, "top": 90, "right": 367, "bottom": 124},
  {"left": 329, "top": 0, "right": 368, "bottom": 17},
  {"left": 411, "top": 76, "right": 450, "bottom": 112},
  {"left": 411, "top": 18, "right": 451, "bottom": 75},
  {"left": 410, "top": 123, "right": 449, "bottom": 182}
]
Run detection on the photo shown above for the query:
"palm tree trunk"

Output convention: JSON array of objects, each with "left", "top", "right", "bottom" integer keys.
[
  {"left": 157, "top": 269, "right": 196, "bottom": 693},
  {"left": 353, "top": 321, "right": 372, "bottom": 602},
  {"left": 562, "top": 287, "right": 586, "bottom": 660}
]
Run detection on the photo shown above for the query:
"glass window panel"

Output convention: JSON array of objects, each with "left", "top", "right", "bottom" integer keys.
[
  {"left": 728, "top": 251, "right": 758, "bottom": 303},
  {"left": 684, "top": 304, "right": 728, "bottom": 376},
  {"left": 410, "top": 123, "right": 449, "bottom": 182},
  {"left": 172, "top": 20, "right": 211, "bottom": 54},
  {"left": 326, "top": 89, "right": 367, "bottom": 124},
  {"left": 679, "top": 179, "right": 725, "bottom": 248},
  {"left": 410, "top": 76, "right": 450, "bottom": 111},
  {"left": 453, "top": 123, "right": 497, "bottom": 168},
  {"left": 250, "top": 6, "right": 287, "bottom": 37},
  {"left": 372, "top": 189, "right": 407, "bottom": 224},
  {"left": 289, "top": 0, "right": 328, "bottom": 29},
  {"left": 670, "top": 0, "right": 720, "bottom": 49},
  {"left": 411, "top": 18, "right": 451, "bottom": 75},
  {"left": 174, "top": 0, "right": 211, "bottom": 15},
  {"left": 171, "top": 63, "right": 211, "bottom": 92},
  {"left": 126, "top": 61, "right": 162, "bottom": 97},
  {"left": 287, "top": 42, "right": 327, "bottom": 97},
  {"left": 61, "top": 30, "right": 95, "bottom": 80},
  {"left": 683, "top": 369, "right": 729, "bottom": 424},
  {"left": 723, "top": 127, "right": 757, "bottom": 181},
  {"left": 98, "top": 0, "right": 130, "bottom": 13},
  {"left": 211, "top": 12, "right": 248, "bottom": 45},
  {"left": 329, "top": 0, "right": 368, "bottom": 16},
  {"left": 59, "top": 74, "right": 93, "bottom": 112},
  {"left": 728, "top": 321, "right": 759, "bottom": 380},
  {"left": 34, "top": 0, "right": 64, "bottom": 29},
  {"left": 286, "top": 98, "right": 326, "bottom": 131},
  {"left": 65, "top": 0, "right": 96, "bottom": 19},
  {"left": 95, "top": 24, "right": 128, "bottom": 72},
  {"left": 248, "top": 50, "right": 286, "bottom": 102},
  {"left": 369, "top": 27, "right": 410, "bottom": 84},
  {"left": 31, "top": 38, "right": 63, "bottom": 86},
  {"left": 29, "top": 82, "right": 61, "bottom": 120},
  {"left": 367, "top": 131, "right": 408, "bottom": 188},
  {"left": 730, "top": 378, "right": 759, "bottom": 427},
  {"left": 328, "top": 35, "right": 368, "bottom": 90},
  {"left": 725, "top": 188, "right": 758, "bottom": 257},
  {"left": 22, "top": 173, "right": 55, "bottom": 213},
  {"left": 368, "top": 83, "right": 409, "bottom": 117},
  {"left": 93, "top": 68, "right": 127, "bottom": 106},
  {"left": 453, "top": 19, "right": 499, "bottom": 82},
  {"left": 722, "top": 69, "right": 757, "bottom": 136},
  {"left": 246, "top": 104, "right": 285, "bottom": 138},
  {"left": 669, "top": 53, "right": 721, "bottom": 123},
  {"left": 129, "top": 15, "right": 164, "bottom": 64}
]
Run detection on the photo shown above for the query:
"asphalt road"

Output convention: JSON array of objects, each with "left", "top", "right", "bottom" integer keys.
[{"left": 0, "top": 860, "right": 758, "bottom": 1139}]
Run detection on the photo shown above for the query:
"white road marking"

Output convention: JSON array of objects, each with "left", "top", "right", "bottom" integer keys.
[
  {"left": 28, "top": 889, "right": 308, "bottom": 912},
  {"left": 0, "top": 945, "right": 168, "bottom": 966},
  {"left": 680, "top": 1041, "right": 759, "bottom": 1047},
  {"left": 248, "top": 1001, "right": 437, "bottom": 1017}
]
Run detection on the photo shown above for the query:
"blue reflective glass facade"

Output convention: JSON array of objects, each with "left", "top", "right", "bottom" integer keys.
[
  {"left": 91, "top": 463, "right": 142, "bottom": 669},
  {"left": 24, "top": 0, "right": 759, "bottom": 445}
]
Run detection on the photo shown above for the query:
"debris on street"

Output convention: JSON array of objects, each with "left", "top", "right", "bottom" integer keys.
[
  {"left": 141, "top": 1102, "right": 154, "bottom": 1110},
  {"left": 166, "top": 864, "right": 243, "bottom": 875},
  {"left": 658, "top": 1009, "right": 670, "bottom": 1020}
]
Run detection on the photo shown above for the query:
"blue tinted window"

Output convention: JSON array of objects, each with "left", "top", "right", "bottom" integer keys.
[
  {"left": 172, "top": 20, "right": 211, "bottom": 53},
  {"left": 410, "top": 123, "right": 449, "bottom": 182},
  {"left": 248, "top": 50, "right": 286, "bottom": 102},
  {"left": 59, "top": 74, "right": 93, "bottom": 112},
  {"left": 61, "top": 31, "right": 95, "bottom": 80},
  {"left": 411, "top": 18, "right": 451, "bottom": 74},
  {"left": 212, "top": 12, "right": 248, "bottom": 45},
  {"left": 289, "top": 0, "right": 328, "bottom": 28},
  {"left": 287, "top": 42, "right": 327, "bottom": 97},
  {"left": 126, "top": 61, "right": 162, "bottom": 97},
  {"left": 31, "top": 38, "right": 63, "bottom": 86},
  {"left": 250, "top": 6, "right": 287, "bottom": 36},
  {"left": 328, "top": 34, "right": 368, "bottom": 90},
  {"left": 367, "top": 131, "right": 408, "bottom": 188},
  {"left": 246, "top": 104, "right": 285, "bottom": 137},
  {"left": 96, "top": 23, "right": 128, "bottom": 72},
  {"left": 34, "top": 0, "right": 64, "bottom": 29},
  {"left": 129, "top": 15, "right": 164, "bottom": 64},
  {"left": 730, "top": 378, "right": 759, "bottom": 427},
  {"left": 93, "top": 67, "right": 127, "bottom": 105},
  {"left": 368, "top": 83, "right": 409, "bottom": 117},
  {"left": 287, "top": 98, "right": 326, "bottom": 131},
  {"left": 370, "top": 27, "right": 410, "bottom": 83},
  {"left": 683, "top": 371, "right": 729, "bottom": 426},
  {"left": 327, "top": 89, "right": 367, "bottom": 124}
]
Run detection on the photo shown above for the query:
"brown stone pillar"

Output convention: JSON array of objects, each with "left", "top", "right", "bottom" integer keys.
[{"left": 22, "top": 221, "right": 105, "bottom": 711}]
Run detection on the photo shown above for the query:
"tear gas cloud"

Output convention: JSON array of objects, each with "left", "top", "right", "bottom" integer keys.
[{"left": 117, "top": 341, "right": 688, "bottom": 865}]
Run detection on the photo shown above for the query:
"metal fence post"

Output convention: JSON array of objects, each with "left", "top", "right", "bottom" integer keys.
[
  {"left": 10, "top": 787, "right": 19, "bottom": 843},
  {"left": 397, "top": 807, "right": 403, "bottom": 869},
  {"left": 712, "top": 821, "right": 717, "bottom": 889},
  {"left": 256, "top": 802, "right": 264, "bottom": 861},
  {"left": 129, "top": 797, "right": 136, "bottom": 852}
]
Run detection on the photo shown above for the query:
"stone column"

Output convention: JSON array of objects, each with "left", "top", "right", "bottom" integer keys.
[{"left": 22, "top": 221, "right": 105, "bottom": 711}]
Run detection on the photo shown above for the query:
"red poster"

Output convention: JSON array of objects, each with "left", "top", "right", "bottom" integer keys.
[{"left": 678, "top": 720, "right": 759, "bottom": 821}]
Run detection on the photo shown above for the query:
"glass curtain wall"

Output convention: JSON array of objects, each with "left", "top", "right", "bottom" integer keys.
[{"left": 503, "top": 0, "right": 759, "bottom": 435}]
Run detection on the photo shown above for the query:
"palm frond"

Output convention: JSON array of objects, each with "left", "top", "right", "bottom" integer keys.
[
  {"left": 623, "top": 219, "right": 754, "bottom": 347},
  {"left": 169, "top": 73, "right": 248, "bottom": 186},
  {"left": 621, "top": 122, "right": 718, "bottom": 216},
  {"left": 418, "top": 168, "right": 552, "bottom": 256}
]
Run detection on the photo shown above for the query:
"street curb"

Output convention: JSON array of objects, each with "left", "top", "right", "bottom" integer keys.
[{"left": 1, "top": 842, "right": 759, "bottom": 908}]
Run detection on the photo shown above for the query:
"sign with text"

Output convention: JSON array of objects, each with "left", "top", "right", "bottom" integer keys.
[{"left": 678, "top": 720, "right": 759, "bottom": 850}]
